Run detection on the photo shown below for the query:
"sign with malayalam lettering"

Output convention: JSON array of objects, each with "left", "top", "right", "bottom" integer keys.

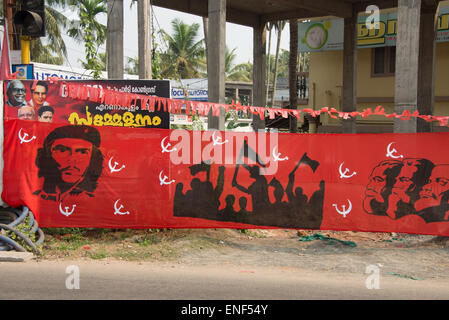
[
  {"left": 3, "top": 79, "right": 170, "bottom": 129},
  {"left": 299, "top": 6, "right": 449, "bottom": 52}
]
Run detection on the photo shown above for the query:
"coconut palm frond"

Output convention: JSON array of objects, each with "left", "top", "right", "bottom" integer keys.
[{"left": 160, "top": 18, "right": 205, "bottom": 79}]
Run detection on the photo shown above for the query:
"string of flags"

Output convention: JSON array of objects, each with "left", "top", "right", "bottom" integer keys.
[{"left": 8, "top": 75, "right": 449, "bottom": 127}]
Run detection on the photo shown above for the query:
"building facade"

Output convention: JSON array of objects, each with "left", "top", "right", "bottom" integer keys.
[{"left": 302, "top": 1, "right": 449, "bottom": 133}]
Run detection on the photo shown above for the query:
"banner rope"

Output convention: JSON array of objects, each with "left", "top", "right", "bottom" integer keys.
[{"left": 51, "top": 80, "right": 449, "bottom": 128}]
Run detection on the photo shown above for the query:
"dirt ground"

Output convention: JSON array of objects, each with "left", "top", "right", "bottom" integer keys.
[{"left": 38, "top": 228, "right": 449, "bottom": 281}]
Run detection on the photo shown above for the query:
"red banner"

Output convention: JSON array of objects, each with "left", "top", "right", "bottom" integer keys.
[
  {"left": 3, "top": 79, "right": 170, "bottom": 128},
  {"left": 3, "top": 80, "right": 449, "bottom": 235},
  {"left": 3, "top": 118, "right": 449, "bottom": 236}
]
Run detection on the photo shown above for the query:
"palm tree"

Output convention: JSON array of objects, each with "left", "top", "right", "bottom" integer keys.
[
  {"left": 125, "top": 44, "right": 163, "bottom": 79},
  {"left": 67, "top": 0, "right": 107, "bottom": 44},
  {"left": 159, "top": 18, "right": 205, "bottom": 79},
  {"left": 270, "top": 20, "right": 287, "bottom": 106},
  {"left": 265, "top": 22, "right": 274, "bottom": 105},
  {"left": 276, "top": 49, "right": 290, "bottom": 79},
  {"left": 225, "top": 47, "right": 252, "bottom": 82},
  {"left": 31, "top": 42, "right": 64, "bottom": 65},
  {"left": 125, "top": 56, "right": 139, "bottom": 75},
  {"left": 67, "top": 0, "right": 107, "bottom": 78},
  {"left": 30, "top": 0, "right": 73, "bottom": 64},
  {"left": 202, "top": 16, "right": 208, "bottom": 61}
]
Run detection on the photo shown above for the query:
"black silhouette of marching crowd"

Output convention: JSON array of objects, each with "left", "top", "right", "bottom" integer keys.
[{"left": 174, "top": 146, "right": 325, "bottom": 229}]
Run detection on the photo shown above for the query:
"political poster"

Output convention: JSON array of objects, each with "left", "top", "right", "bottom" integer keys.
[
  {"left": 3, "top": 80, "right": 449, "bottom": 236},
  {"left": 3, "top": 79, "right": 170, "bottom": 129}
]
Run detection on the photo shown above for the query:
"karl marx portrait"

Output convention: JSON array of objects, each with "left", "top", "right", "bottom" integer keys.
[
  {"left": 415, "top": 164, "right": 449, "bottom": 222},
  {"left": 363, "top": 158, "right": 449, "bottom": 223},
  {"left": 363, "top": 160, "right": 402, "bottom": 216},
  {"left": 34, "top": 125, "right": 104, "bottom": 202}
]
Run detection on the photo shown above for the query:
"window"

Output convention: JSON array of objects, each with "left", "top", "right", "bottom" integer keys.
[{"left": 371, "top": 46, "right": 396, "bottom": 77}]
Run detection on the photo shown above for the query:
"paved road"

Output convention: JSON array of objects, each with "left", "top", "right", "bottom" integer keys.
[{"left": 1, "top": 260, "right": 449, "bottom": 300}]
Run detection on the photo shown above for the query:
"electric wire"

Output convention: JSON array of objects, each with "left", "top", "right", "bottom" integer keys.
[{"left": 151, "top": 3, "right": 190, "bottom": 93}]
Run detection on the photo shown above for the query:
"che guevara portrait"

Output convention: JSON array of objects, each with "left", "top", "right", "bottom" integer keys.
[{"left": 33, "top": 125, "right": 104, "bottom": 202}]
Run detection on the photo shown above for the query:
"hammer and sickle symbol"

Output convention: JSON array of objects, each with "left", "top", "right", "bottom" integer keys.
[
  {"left": 212, "top": 131, "right": 229, "bottom": 146},
  {"left": 339, "top": 162, "right": 357, "bottom": 179},
  {"left": 272, "top": 146, "right": 289, "bottom": 162},
  {"left": 386, "top": 142, "right": 403, "bottom": 159},
  {"left": 159, "top": 170, "right": 175, "bottom": 186},
  {"left": 108, "top": 157, "right": 125, "bottom": 173},
  {"left": 161, "top": 136, "right": 177, "bottom": 153},
  {"left": 18, "top": 128, "right": 36, "bottom": 144},
  {"left": 59, "top": 203, "right": 76, "bottom": 217},
  {"left": 332, "top": 199, "right": 352, "bottom": 218},
  {"left": 114, "top": 199, "right": 130, "bottom": 215}
]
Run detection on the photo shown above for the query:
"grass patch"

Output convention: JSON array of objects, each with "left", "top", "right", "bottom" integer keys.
[
  {"left": 136, "top": 234, "right": 163, "bottom": 246},
  {"left": 88, "top": 250, "right": 108, "bottom": 260},
  {"left": 43, "top": 227, "right": 85, "bottom": 237},
  {"left": 40, "top": 228, "right": 224, "bottom": 261},
  {"left": 48, "top": 233, "right": 89, "bottom": 251},
  {"left": 111, "top": 249, "right": 155, "bottom": 261}
]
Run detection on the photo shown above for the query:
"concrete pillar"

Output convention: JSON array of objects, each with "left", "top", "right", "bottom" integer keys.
[
  {"left": 138, "top": 0, "right": 152, "bottom": 79},
  {"left": 107, "top": 0, "right": 124, "bottom": 79},
  {"left": 342, "top": 8, "right": 358, "bottom": 133},
  {"left": 308, "top": 117, "right": 317, "bottom": 133},
  {"left": 417, "top": 2, "right": 439, "bottom": 132},
  {"left": 394, "top": 0, "right": 422, "bottom": 133},
  {"left": 207, "top": 0, "right": 226, "bottom": 131},
  {"left": 252, "top": 19, "right": 266, "bottom": 131}
]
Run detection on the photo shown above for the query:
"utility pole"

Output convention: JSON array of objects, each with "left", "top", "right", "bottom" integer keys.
[
  {"left": 107, "top": 0, "right": 124, "bottom": 79},
  {"left": 4, "top": 0, "right": 18, "bottom": 50},
  {"left": 20, "top": 35, "right": 30, "bottom": 63},
  {"left": 138, "top": 0, "right": 152, "bottom": 79}
]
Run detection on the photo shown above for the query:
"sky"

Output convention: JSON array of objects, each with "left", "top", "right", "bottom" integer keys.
[{"left": 60, "top": 0, "right": 290, "bottom": 71}]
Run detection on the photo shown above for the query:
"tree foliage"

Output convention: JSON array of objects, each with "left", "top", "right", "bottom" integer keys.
[
  {"left": 157, "top": 18, "right": 252, "bottom": 82},
  {"left": 81, "top": 52, "right": 106, "bottom": 71},
  {"left": 225, "top": 47, "right": 252, "bottom": 82},
  {"left": 67, "top": 0, "right": 107, "bottom": 79},
  {"left": 159, "top": 18, "right": 205, "bottom": 79},
  {"left": 125, "top": 43, "right": 163, "bottom": 79},
  {"left": 30, "top": 0, "right": 72, "bottom": 64},
  {"left": 270, "top": 20, "right": 287, "bottom": 106}
]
